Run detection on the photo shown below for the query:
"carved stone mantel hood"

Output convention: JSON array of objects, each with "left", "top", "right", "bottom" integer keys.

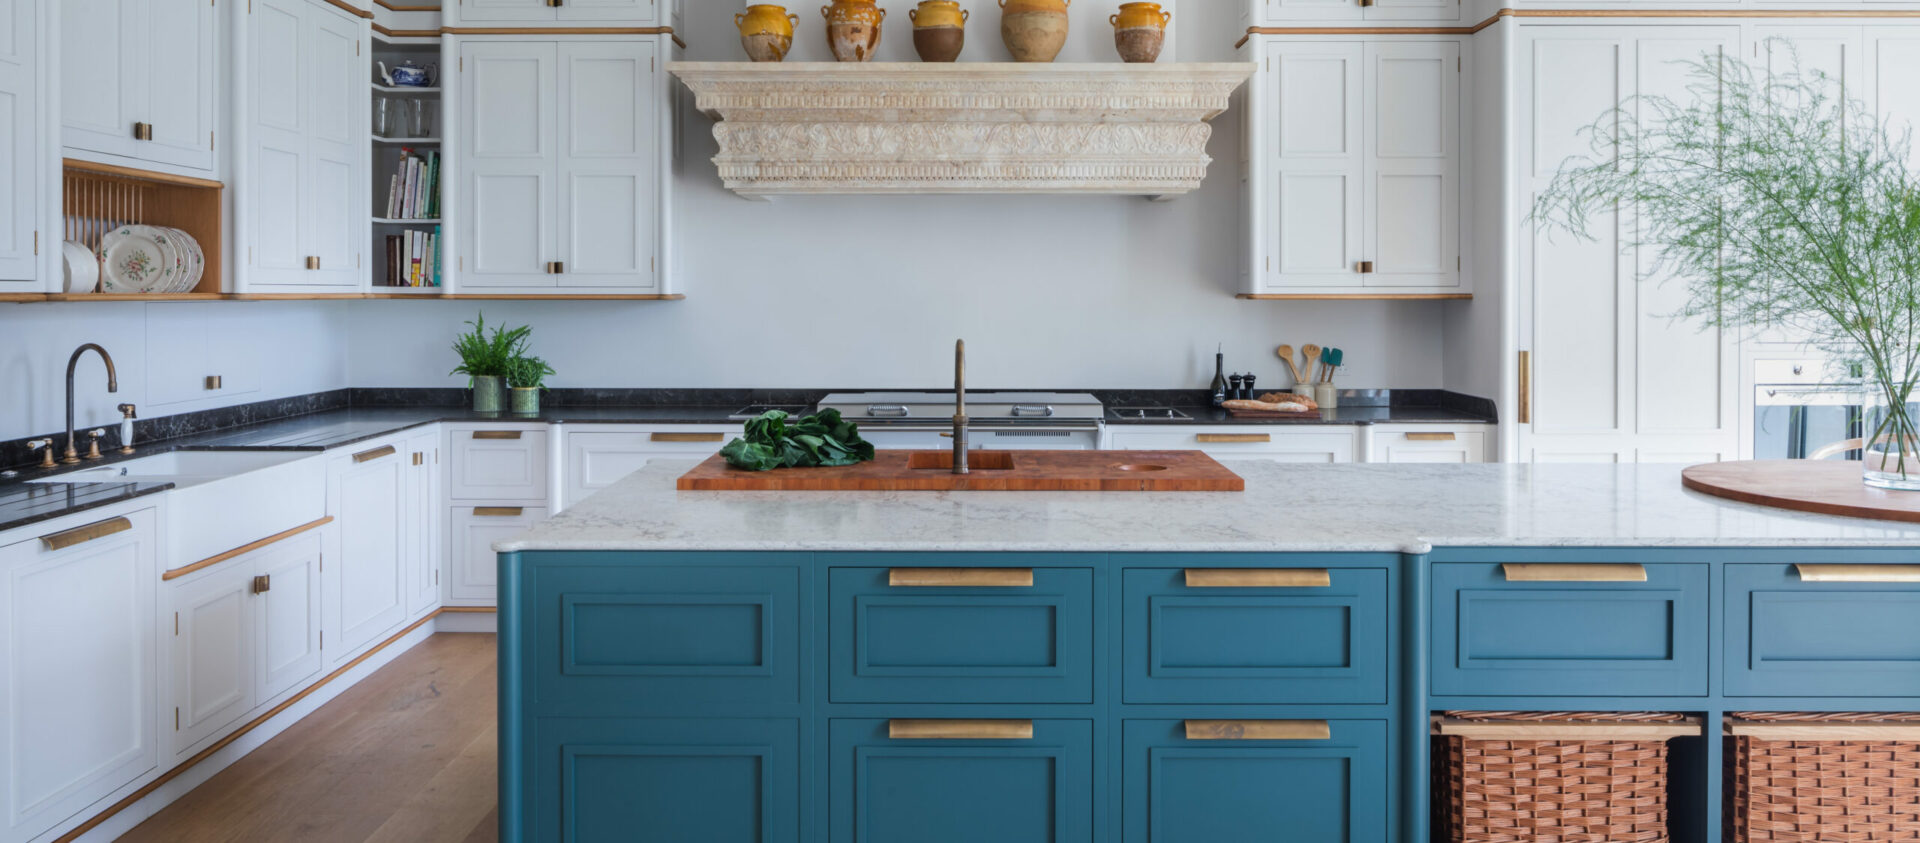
[{"left": 667, "top": 62, "right": 1256, "bottom": 198}]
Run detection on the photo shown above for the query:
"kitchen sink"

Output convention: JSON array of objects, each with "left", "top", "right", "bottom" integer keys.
[
  {"left": 28, "top": 450, "right": 312, "bottom": 487},
  {"left": 906, "top": 451, "right": 1016, "bottom": 471}
]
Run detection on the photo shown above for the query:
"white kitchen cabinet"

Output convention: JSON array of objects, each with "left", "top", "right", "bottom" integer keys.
[
  {"left": 168, "top": 562, "right": 254, "bottom": 755},
  {"left": 238, "top": 0, "right": 368, "bottom": 292},
  {"left": 1107, "top": 426, "right": 1358, "bottom": 463},
  {"left": 254, "top": 532, "right": 323, "bottom": 701},
  {"left": 328, "top": 438, "right": 409, "bottom": 661},
  {"left": 449, "top": 426, "right": 549, "bottom": 502},
  {"left": 1367, "top": 425, "right": 1490, "bottom": 463},
  {"left": 448, "top": 505, "right": 547, "bottom": 605},
  {"left": 451, "top": 0, "right": 678, "bottom": 27},
  {"left": 1246, "top": 38, "right": 1463, "bottom": 297},
  {"left": 0, "top": 0, "right": 37, "bottom": 288},
  {"left": 402, "top": 430, "right": 441, "bottom": 617},
  {"left": 1515, "top": 25, "right": 1740, "bottom": 464},
  {"left": 561, "top": 426, "right": 732, "bottom": 509},
  {"left": 457, "top": 38, "right": 673, "bottom": 294},
  {"left": 61, "top": 0, "right": 217, "bottom": 175},
  {"left": 0, "top": 507, "right": 158, "bottom": 843},
  {"left": 1249, "top": 0, "right": 1461, "bottom": 24}
]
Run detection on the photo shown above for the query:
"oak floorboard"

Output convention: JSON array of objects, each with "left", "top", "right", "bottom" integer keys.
[{"left": 118, "top": 633, "right": 499, "bottom": 843}]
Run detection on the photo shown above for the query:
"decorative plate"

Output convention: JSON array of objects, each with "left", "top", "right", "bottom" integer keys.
[
  {"left": 159, "top": 227, "right": 199, "bottom": 293},
  {"left": 62, "top": 241, "right": 99, "bottom": 294},
  {"left": 171, "top": 228, "right": 206, "bottom": 292},
  {"left": 100, "top": 226, "right": 177, "bottom": 294}
]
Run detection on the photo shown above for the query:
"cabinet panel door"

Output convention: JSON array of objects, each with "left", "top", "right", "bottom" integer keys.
[
  {"left": 1365, "top": 41, "right": 1458, "bottom": 289},
  {"left": 449, "top": 428, "right": 549, "bottom": 501},
  {"left": 404, "top": 433, "right": 440, "bottom": 615},
  {"left": 449, "top": 505, "right": 548, "bottom": 604},
  {"left": 304, "top": 6, "right": 363, "bottom": 286},
  {"left": 1871, "top": 31, "right": 1920, "bottom": 170},
  {"left": 247, "top": 0, "right": 310, "bottom": 286},
  {"left": 142, "top": 0, "right": 217, "bottom": 171},
  {"left": 462, "top": 42, "right": 558, "bottom": 288},
  {"left": 1365, "top": 0, "right": 1459, "bottom": 22},
  {"left": 830, "top": 718, "right": 1094, "bottom": 843},
  {"left": 1262, "top": 0, "right": 1360, "bottom": 22},
  {"left": 563, "top": 430, "right": 731, "bottom": 509},
  {"left": 557, "top": 42, "right": 656, "bottom": 290},
  {"left": 335, "top": 449, "right": 407, "bottom": 655},
  {"left": 1726, "top": 563, "right": 1920, "bottom": 698},
  {"left": 1265, "top": 42, "right": 1363, "bottom": 289},
  {"left": 257, "top": 533, "right": 324, "bottom": 701},
  {"left": 1122, "top": 719, "right": 1388, "bottom": 843},
  {"left": 0, "top": 0, "right": 37, "bottom": 284},
  {"left": 459, "top": 0, "right": 554, "bottom": 23},
  {"left": 556, "top": 0, "right": 657, "bottom": 23},
  {"left": 170, "top": 565, "right": 254, "bottom": 753},
  {"left": 60, "top": 0, "right": 142, "bottom": 162}
]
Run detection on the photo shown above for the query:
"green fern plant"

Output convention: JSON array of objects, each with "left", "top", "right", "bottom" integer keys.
[
  {"left": 449, "top": 313, "right": 533, "bottom": 380},
  {"left": 505, "top": 355, "right": 554, "bottom": 390}
]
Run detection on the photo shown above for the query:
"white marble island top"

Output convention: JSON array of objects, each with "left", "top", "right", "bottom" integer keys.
[{"left": 496, "top": 461, "right": 1920, "bottom": 555}]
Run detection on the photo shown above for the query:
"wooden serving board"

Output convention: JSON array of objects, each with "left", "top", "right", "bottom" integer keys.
[
  {"left": 677, "top": 450, "right": 1245, "bottom": 492},
  {"left": 1681, "top": 460, "right": 1920, "bottom": 523},
  {"left": 1226, "top": 408, "right": 1322, "bottom": 419}
]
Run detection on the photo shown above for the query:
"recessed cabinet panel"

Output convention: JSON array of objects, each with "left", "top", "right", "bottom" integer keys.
[
  {"left": 562, "top": 429, "right": 733, "bottom": 509},
  {"left": 530, "top": 718, "right": 799, "bottom": 843},
  {"left": 306, "top": 11, "right": 363, "bottom": 287},
  {"left": 558, "top": 43, "right": 657, "bottom": 289},
  {"left": 1727, "top": 564, "right": 1920, "bottom": 697},
  {"left": 1365, "top": 42, "right": 1458, "bottom": 289},
  {"left": 1121, "top": 720, "right": 1387, "bottom": 843},
  {"left": 257, "top": 534, "right": 324, "bottom": 701},
  {"left": 171, "top": 566, "right": 253, "bottom": 753},
  {"left": 59, "top": 0, "right": 134, "bottom": 158},
  {"left": 1874, "top": 34, "right": 1920, "bottom": 169},
  {"left": 61, "top": 0, "right": 217, "bottom": 173},
  {"left": 334, "top": 448, "right": 407, "bottom": 655},
  {"left": 142, "top": 0, "right": 217, "bottom": 171},
  {"left": 0, "top": 0, "right": 28, "bottom": 286},
  {"left": 829, "top": 718, "right": 1094, "bottom": 843},
  {"left": 463, "top": 44, "right": 559, "bottom": 288},
  {"left": 449, "top": 505, "right": 547, "bottom": 604},
  {"left": 450, "top": 428, "right": 549, "bottom": 501},
  {"left": 1269, "top": 43, "right": 1363, "bottom": 288}
]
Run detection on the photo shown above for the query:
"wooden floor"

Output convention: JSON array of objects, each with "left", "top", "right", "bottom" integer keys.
[{"left": 120, "top": 633, "right": 499, "bottom": 843}]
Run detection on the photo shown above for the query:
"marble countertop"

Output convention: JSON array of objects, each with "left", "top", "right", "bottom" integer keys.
[{"left": 497, "top": 461, "right": 1920, "bottom": 554}]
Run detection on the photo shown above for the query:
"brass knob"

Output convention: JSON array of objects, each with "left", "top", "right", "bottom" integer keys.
[{"left": 305, "top": 256, "right": 321, "bottom": 270}]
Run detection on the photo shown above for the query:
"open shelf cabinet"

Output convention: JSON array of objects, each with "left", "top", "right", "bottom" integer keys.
[{"left": 59, "top": 160, "right": 224, "bottom": 298}]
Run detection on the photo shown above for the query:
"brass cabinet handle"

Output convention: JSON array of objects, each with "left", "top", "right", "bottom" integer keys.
[
  {"left": 251, "top": 574, "right": 272, "bottom": 594},
  {"left": 353, "top": 445, "right": 398, "bottom": 463},
  {"left": 1405, "top": 432, "right": 1457, "bottom": 442},
  {"left": 474, "top": 507, "right": 525, "bottom": 517},
  {"left": 1518, "top": 350, "right": 1532, "bottom": 425},
  {"left": 1185, "top": 568, "right": 1331, "bottom": 588},
  {"left": 888, "top": 568, "right": 1034, "bottom": 588},
  {"left": 1356, "top": 260, "right": 1374, "bottom": 274},
  {"left": 652, "top": 432, "right": 726, "bottom": 443},
  {"left": 1197, "top": 434, "right": 1271, "bottom": 444},
  {"left": 133, "top": 122, "right": 153, "bottom": 140},
  {"left": 1185, "top": 720, "right": 1331, "bottom": 741},
  {"left": 889, "top": 720, "right": 1033, "bottom": 740},
  {"left": 412, "top": 452, "right": 424, "bottom": 466},
  {"left": 1794, "top": 564, "right": 1920, "bottom": 584},
  {"left": 40, "top": 516, "right": 133, "bottom": 552},
  {"left": 1502, "top": 563, "right": 1647, "bottom": 583},
  {"left": 472, "top": 430, "right": 524, "bottom": 440},
  {"left": 204, "top": 375, "right": 223, "bottom": 390},
  {"left": 545, "top": 261, "right": 565, "bottom": 275},
  {"left": 305, "top": 256, "right": 320, "bottom": 270}
]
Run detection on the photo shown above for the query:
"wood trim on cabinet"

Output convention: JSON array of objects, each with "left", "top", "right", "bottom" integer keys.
[
  {"left": 320, "top": 0, "right": 376, "bottom": 19},
  {"left": 651, "top": 432, "right": 727, "bottom": 443},
  {"left": 1185, "top": 568, "right": 1332, "bottom": 589},
  {"left": 1185, "top": 720, "right": 1332, "bottom": 741},
  {"left": 1437, "top": 717, "right": 1702, "bottom": 741},
  {"left": 473, "top": 507, "right": 526, "bottom": 517},
  {"left": 888, "top": 568, "right": 1035, "bottom": 588},
  {"left": 62, "top": 158, "right": 226, "bottom": 190},
  {"left": 40, "top": 516, "right": 134, "bottom": 552},
  {"left": 1196, "top": 434, "right": 1272, "bottom": 444},
  {"left": 1235, "top": 8, "right": 1920, "bottom": 47},
  {"left": 161, "top": 517, "right": 334, "bottom": 581},
  {"left": 470, "top": 430, "right": 523, "bottom": 440},
  {"left": 373, "top": 0, "right": 438, "bottom": 10},
  {"left": 440, "top": 25, "right": 678, "bottom": 34},
  {"left": 1404, "top": 432, "right": 1458, "bottom": 442},
  {"left": 9, "top": 294, "right": 690, "bottom": 303},
  {"left": 1237, "top": 293, "right": 1473, "bottom": 301},
  {"left": 371, "top": 24, "right": 441, "bottom": 38},
  {"left": 438, "top": 605, "right": 498, "bottom": 613},
  {"left": 1729, "top": 722, "right": 1920, "bottom": 741},
  {"left": 889, "top": 720, "right": 1035, "bottom": 740}
]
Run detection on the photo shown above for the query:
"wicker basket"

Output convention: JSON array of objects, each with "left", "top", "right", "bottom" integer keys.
[
  {"left": 1435, "top": 712, "right": 1699, "bottom": 843},
  {"left": 1727, "top": 712, "right": 1920, "bottom": 842}
]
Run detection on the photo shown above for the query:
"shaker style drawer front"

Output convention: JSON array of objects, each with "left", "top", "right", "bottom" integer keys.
[
  {"left": 1431, "top": 562, "right": 1709, "bottom": 697},
  {"left": 531, "top": 563, "right": 803, "bottom": 712},
  {"left": 829, "top": 567, "right": 1094, "bottom": 704},
  {"left": 449, "top": 428, "right": 549, "bottom": 501},
  {"left": 829, "top": 718, "right": 1094, "bottom": 843},
  {"left": 1727, "top": 563, "right": 1920, "bottom": 697},
  {"left": 529, "top": 717, "right": 800, "bottom": 843},
  {"left": 1121, "top": 719, "right": 1388, "bottom": 843},
  {"left": 1122, "top": 567, "right": 1388, "bottom": 705}
]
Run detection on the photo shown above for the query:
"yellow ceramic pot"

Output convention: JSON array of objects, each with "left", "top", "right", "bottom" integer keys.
[
  {"left": 822, "top": 0, "right": 887, "bottom": 62},
  {"left": 1110, "top": 1, "right": 1168, "bottom": 62},
  {"left": 908, "top": 0, "right": 967, "bottom": 28},
  {"left": 736, "top": 4, "right": 800, "bottom": 62},
  {"left": 1000, "top": 0, "right": 1069, "bottom": 62},
  {"left": 1110, "top": 1, "right": 1168, "bottom": 30}
]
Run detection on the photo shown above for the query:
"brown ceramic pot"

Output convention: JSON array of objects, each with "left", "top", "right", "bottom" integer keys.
[
  {"left": 737, "top": 4, "right": 800, "bottom": 62},
  {"left": 910, "top": 0, "right": 967, "bottom": 61},
  {"left": 822, "top": 0, "right": 886, "bottom": 62},
  {"left": 1000, "top": 0, "right": 1069, "bottom": 63},
  {"left": 1110, "top": 1, "right": 1168, "bottom": 63}
]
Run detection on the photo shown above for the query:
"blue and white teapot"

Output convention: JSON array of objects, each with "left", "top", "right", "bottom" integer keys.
[{"left": 379, "top": 59, "right": 433, "bottom": 87}]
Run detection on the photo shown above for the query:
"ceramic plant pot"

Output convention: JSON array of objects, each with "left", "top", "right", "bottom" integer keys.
[
  {"left": 1111, "top": 2, "right": 1169, "bottom": 63},
  {"left": 910, "top": 0, "right": 967, "bottom": 62},
  {"left": 470, "top": 376, "right": 505, "bottom": 413},
  {"left": 510, "top": 387, "right": 541, "bottom": 416},
  {"left": 737, "top": 4, "right": 800, "bottom": 62},
  {"left": 1000, "top": 0, "right": 1069, "bottom": 63},
  {"left": 823, "top": 0, "right": 886, "bottom": 62}
]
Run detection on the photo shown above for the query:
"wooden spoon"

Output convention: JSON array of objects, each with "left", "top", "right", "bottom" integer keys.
[
  {"left": 1276, "top": 344, "right": 1302, "bottom": 383},
  {"left": 1299, "top": 344, "right": 1321, "bottom": 384}
]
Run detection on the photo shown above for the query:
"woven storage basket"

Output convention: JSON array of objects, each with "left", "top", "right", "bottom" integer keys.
[
  {"left": 1727, "top": 712, "right": 1920, "bottom": 843},
  {"left": 1435, "top": 712, "right": 1695, "bottom": 843}
]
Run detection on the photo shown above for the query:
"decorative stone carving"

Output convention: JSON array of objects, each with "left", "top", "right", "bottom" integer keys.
[{"left": 667, "top": 62, "right": 1255, "bottom": 198}]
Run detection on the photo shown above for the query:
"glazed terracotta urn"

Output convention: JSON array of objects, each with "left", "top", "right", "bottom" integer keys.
[
  {"left": 736, "top": 4, "right": 800, "bottom": 62},
  {"left": 1000, "top": 0, "right": 1069, "bottom": 63},
  {"left": 910, "top": 0, "right": 968, "bottom": 62},
  {"left": 1111, "top": 2, "right": 1169, "bottom": 63},
  {"left": 823, "top": 0, "right": 886, "bottom": 62}
]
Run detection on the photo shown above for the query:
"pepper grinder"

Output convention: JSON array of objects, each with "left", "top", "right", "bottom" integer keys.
[{"left": 1241, "top": 373, "right": 1258, "bottom": 401}]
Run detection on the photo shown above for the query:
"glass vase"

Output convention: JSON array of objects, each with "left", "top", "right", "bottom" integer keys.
[{"left": 1862, "top": 385, "right": 1920, "bottom": 490}]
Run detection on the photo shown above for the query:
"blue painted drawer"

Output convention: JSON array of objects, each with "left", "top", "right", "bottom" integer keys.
[
  {"left": 529, "top": 562, "right": 802, "bottom": 712},
  {"left": 1727, "top": 563, "right": 1920, "bottom": 697},
  {"left": 1122, "top": 567, "right": 1387, "bottom": 704},
  {"left": 1431, "top": 561, "right": 1709, "bottom": 697},
  {"left": 1121, "top": 719, "right": 1388, "bottom": 843},
  {"left": 528, "top": 717, "right": 800, "bottom": 843},
  {"left": 829, "top": 567, "right": 1094, "bottom": 704},
  {"left": 829, "top": 718, "right": 1093, "bottom": 843}
]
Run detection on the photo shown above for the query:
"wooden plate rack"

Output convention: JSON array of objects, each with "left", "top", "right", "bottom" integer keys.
[{"left": 59, "top": 159, "right": 224, "bottom": 299}]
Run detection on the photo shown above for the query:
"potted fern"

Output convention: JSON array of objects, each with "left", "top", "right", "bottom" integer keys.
[
  {"left": 505, "top": 355, "right": 554, "bottom": 416},
  {"left": 450, "top": 313, "right": 532, "bottom": 413},
  {"left": 1534, "top": 46, "right": 1920, "bottom": 489}
]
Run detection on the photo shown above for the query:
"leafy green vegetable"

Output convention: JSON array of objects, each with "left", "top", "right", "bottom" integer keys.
[{"left": 720, "top": 409, "right": 877, "bottom": 471}]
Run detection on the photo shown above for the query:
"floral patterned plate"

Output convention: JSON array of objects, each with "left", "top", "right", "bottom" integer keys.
[{"left": 100, "top": 226, "right": 178, "bottom": 294}]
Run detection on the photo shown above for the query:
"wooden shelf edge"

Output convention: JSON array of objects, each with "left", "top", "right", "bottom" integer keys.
[
  {"left": 422, "top": 293, "right": 686, "bottom": 301},
  {"left": 12, "top": 292, "right": 687, "bottom": 303},
  {"left": 63, "top": 158, "right": 225, "bottom": 190},
  {"left": 1237, "top": 293, "right": 1473, "bottom": 301}
]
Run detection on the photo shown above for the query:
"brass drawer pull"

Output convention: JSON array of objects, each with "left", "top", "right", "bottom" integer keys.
[
  {"left": 353, "top": 445, "right": 397, "bottom": 463},
  {"left": 133, "top": 122, "right": 153, "bottom": 140},
  {"left": 1185, "top": 720, "right": 1331, "bottom": 741},
  {"left": 204, "top": 375, "right": 223, "bottom": 390},
  {"left": 1405, "top": 432, "right": 1457, "bottom": 442},
  {"left": 652, "top": 432, "right": 726, "bottom": 443},
  {"left": 1502, "top": 563, "right": 1647, "bottom": 583},
  {"left": 1794, "top": 564, "right": 1920, "bottom": 584},
  {"left": 474, "top": 507, "right": 525, "bottom": 517},
  {"left": 252, "top": 574, "right": 272, "bottom": 594},
  {"left": 1197, "top": 434, "right": 1271, "bottom": 444},
  {"left": 40, "top": 516, "right": 133, "bottom": 552},
  {"left": 1518, "top": 351, "right": 1532, "bottom": 424},
  {"left": 889, "top": 720, "right": 1033, "bottom": 740},
  {"left": 472, "top": 430, "right": 524, "bottom": 440},
  {"left": 412, "top": 452, "right": 424, "bottom": 466},
  {"left": 1185, "top": 568, "right": 1331, "bottom": 588},
  {"left": 888, "top": 568, "right": 1034, "bottom": 588},
  {"left": 305, "top": 256, "right": 320, "bottom": 270}
]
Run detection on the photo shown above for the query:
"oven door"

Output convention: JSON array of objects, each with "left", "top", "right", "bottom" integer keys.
[{"left": 1754, "top": 385, "right": 1864, "bottom": 460}]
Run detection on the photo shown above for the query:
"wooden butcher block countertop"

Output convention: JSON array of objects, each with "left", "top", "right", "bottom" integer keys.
[{"left": 675, "top": 450, "right": 1245, "bottom": 492}]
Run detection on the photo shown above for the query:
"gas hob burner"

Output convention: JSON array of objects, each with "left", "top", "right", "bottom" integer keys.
[{"left": 1110, "top": 407, "right": 1193, "bottom": 421}]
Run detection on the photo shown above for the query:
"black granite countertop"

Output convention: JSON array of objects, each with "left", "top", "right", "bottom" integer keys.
[
  {"left": 0, "top": 480, "right": 175, "bottom": 534},
  {"left": 1104, "top": 404, "right": 1494, "bottom": 426}
]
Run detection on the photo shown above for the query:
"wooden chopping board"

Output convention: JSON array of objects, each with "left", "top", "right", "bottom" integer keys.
[
  {"left": 1681, "top": 460, "right": 1920, "bottom": 523},
  {"left": 677, "top": 450, "right": 1245, "bottom": 492}
]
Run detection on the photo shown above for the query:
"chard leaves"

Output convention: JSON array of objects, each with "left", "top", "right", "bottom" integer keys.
[{"left": 721, "top": 409, "right": 876, "bottom": 471}]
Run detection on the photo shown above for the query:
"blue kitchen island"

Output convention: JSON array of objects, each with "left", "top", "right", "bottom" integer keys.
[{"left": 493, "top": 461, "right": 1920, "bottom": 843}]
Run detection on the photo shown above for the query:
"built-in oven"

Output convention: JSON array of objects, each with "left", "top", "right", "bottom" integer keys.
[{"left": 1753, "top": 360, "right": 1864, "bottom": 460}]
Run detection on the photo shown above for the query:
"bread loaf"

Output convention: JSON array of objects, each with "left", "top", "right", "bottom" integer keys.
[
  {"left": 1223, "top": 398, "right": 1315, "bottom": 413},
  {"left": 1255, "top": 393, "right": 1320, "bottom": 410}
]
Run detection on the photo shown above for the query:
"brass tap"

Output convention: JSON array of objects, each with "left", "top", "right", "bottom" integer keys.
[
  {"left": 63, "top": 344, "right": 119, "bottom": 465},
  {"left": 952, "top": 339, "right": 968, "bottom": 475},
  {"left": 28, "top": 439, "right": 54, "bottom": 469},
  {"left": 84, "top": 429, "right": 106, "bottom": 461}
]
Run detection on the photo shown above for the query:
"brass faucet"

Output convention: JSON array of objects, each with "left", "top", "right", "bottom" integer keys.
[
  {"left": 64, "top": 344, "right": 119, "bottom": 464},
  {"left": 952, "top": 339, "right": 968, "bottom": 475}
]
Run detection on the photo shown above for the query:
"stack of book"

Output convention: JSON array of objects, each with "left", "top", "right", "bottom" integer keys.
[
  {"left": 384, "top": 149, "right": 439, "bottom": 220},
  {"left": 384, "top": 228, "right": 440, "bottom": 287}
]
